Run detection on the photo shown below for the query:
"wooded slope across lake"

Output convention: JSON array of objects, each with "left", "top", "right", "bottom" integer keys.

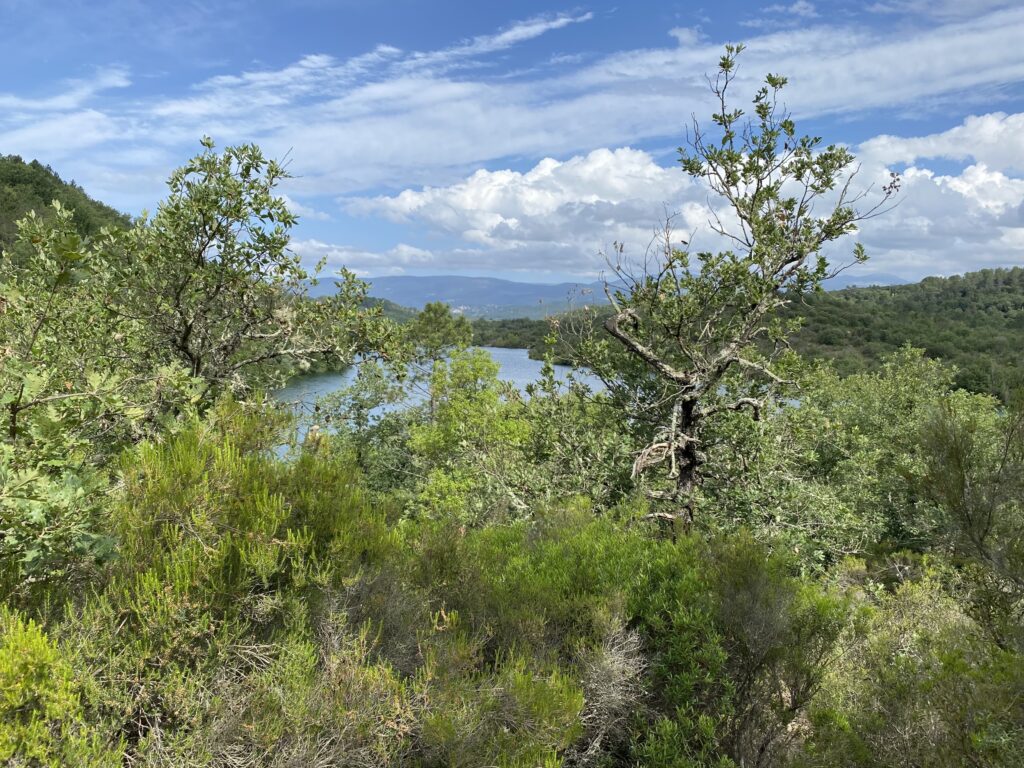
[{"left": 472, "top": 267, "right": 1024, "bottom": 399}]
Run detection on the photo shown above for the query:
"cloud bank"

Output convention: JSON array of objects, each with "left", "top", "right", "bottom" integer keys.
[{"left": 1, "top": 6, "right": 1022, "bottom": 280}]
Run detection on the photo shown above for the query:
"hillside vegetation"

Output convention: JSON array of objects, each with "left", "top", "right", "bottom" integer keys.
[
  {"left": 796, "top": 268, "right": 1024, "bottom": 394},
  {"left": 472, "top": 267, "right": 1024, "bottom": 398},
  {"left": 0, "top": 154, "right": 130, "bottom": 248}
]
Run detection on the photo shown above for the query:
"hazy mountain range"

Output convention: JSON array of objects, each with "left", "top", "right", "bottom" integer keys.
[{"left": 309, "top": 272, "right": 908, "bottom": 319}]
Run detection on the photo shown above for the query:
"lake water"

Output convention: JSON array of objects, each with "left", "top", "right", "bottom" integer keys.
[{"left": 274, "top": 346, "right": 600, "bottom": 416}]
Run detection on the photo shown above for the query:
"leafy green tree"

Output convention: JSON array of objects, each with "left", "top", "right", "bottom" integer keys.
[
  {"left": 578, "top": 45, "right": 899, "bottom": 524},
  {"left": 0, "top": 205, "right": 191, "bottom": 601},
  {"left": 116, "top": 138, "right": 389, "bottom": 403},
  {"left": 1, "top": 139, "right": 393, "bottom": 602},
  {"left": 409, "top": 301, "right": 473, "bottom": 363},
  {"left": 699, "top": 348, "right": 956, "bottom": 564}
]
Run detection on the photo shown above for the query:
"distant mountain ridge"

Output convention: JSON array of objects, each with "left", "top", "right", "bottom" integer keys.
[
  {"left": 307, "top": 271, "right": 907, "bottom": 319},
  {"left": 308, "top": 275, "right": 611, "bottom": 318}
]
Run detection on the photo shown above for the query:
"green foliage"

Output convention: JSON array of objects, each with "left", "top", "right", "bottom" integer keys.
[
  {"left": 1, "top": 203, "right": 192, "bottom": 602},
  {"left": 408, "top": 301, "right": 473, "bottom": 363},
  {"left": 0, "top": 154, "right": 129, "bottom": 251},
  {"left": 0, "top": 202, "right": 179, "bottom": 456},
  {"left": 472, "top": 315, "right": 560, "bottom": 357},
  {"left": 0, "top": 608, "right": 119, "bottom": 766},
  {"left": 0, "top": 456, "right": 113, "bottom": 606},
  {"left": 1, "top": 139, "right": 390, "bottom": 603},
  {"left": 698, "top": 348, "right": 958, "bottom": 563},
  {"left": 328, "top": 347, "right": 634, "bottom": 523},
  {"left": 576, "top": 45, "right": 897, "bottom": 514},
  {"left": 628, "top": 534, "right": 848, "bottom": 768},
  {"left": 49, "top": 403, "right": 592, "bottom": 765},
  {"left": 795, "top": 268, "right": 1024, "bottom": 397},
  {"left": 5, "top": 51, "right": 1024, "bottom": 768},
  {"left": 801, "top": 578, "right": 1024, "bottom": 767},
  {"left": 115, "top": 138, "right": 393, "bottom": 401},
  {"left": 917, "top": 394, "right": 1024, "bottom": 650}
]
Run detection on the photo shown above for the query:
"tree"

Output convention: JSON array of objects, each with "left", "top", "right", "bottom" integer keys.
[
  {"left": 115, "top": 138, "right": 388, "bottom": 404},
  {"left": 580, "top": 45, "right": 899, "bottom": 524},
  {"left": 0, "top": 139, "right": 393, "bottom": 600},
  {"left": 408, "top": 301, "right": 473, "bottom": 364},
  {"left": 919, "top": 393, "right": 1024, "bottom": 650}
]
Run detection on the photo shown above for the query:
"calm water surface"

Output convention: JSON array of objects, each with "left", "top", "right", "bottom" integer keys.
[{"left": 275, "top": 346, "right": 599, "bottom": 415}]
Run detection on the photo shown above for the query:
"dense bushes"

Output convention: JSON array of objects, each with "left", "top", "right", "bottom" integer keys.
[
  {"left": 4, "top": 298, "right": 1023, "bottom": 764},
  {"left": 2, "top": 398, "right": 949, "bottom": 766},
  {"left": 0, "top": 609, "right": 117, "bottom": 766}
]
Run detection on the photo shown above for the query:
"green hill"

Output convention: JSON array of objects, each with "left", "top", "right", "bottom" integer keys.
[
  {"left": 473, "top": 267, "right": 1024, "bottom": 398},
  {"left": 794, "top": 268, "right": 1024, "bottom": 395},
  {"left": 363, "top": 296, "right": 418, "bottom": 323},
  {"left": 0, "top": 154, "right": 130, "bottom": 249}
]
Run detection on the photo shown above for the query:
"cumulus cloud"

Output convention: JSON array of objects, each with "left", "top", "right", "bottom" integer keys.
[
  {"left": 346, "top": 147, "right": 705, "bottom": 274},
  {"left": 854, "top": 160, "right": 1024, "bottom": 277},
  {"left": 329, "top": 127, "right": 1024, "bottom": 280},
  {"left": 859, "top": 112, "right": 1024, "bottom": 174}
]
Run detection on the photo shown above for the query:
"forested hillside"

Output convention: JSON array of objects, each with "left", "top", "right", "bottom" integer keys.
[
  {"left": 0, "top": 154, "right": 130, "bottom": 248},
  {"left": 473, "top": 267, "right": 1024, "bottom": 398},
  {"left": 796, "top": 268, "right": 1024, "bottom": 393}
]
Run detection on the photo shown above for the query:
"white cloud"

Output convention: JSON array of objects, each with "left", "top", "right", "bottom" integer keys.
[
  {"left": 348, "top": 147, "right": 700, "bottom": 274},
  {"left": 859, "top": 112, "right": 1024, "bottom": 174},
  {"left": 850, "top": 157, "right": 1024, "bottom": 278},
  {"left": 0, "top": 66, "right": 129, "bottom": 112},
  {"left": 400, "top": 12, "right": 594, "bottom": 71},
  {"left": 329, "top": 125, "right": 1024, "bottom": 280},
  {"left": 0, "top": 110, "right": 125, "bottom": 159},
  {"left": 281, "top": 195, "right": 331, "bottom": 222},
  {"left": 866, "top": 0, "right": 1017, "bottom": 20},
  {"left": 764, "top": 2, "right": 818, "bottom": 18},
  {"left": 292, "top": 238, "right": 435, "bottom": 276},
  {"left": 668, "top": 27, "right": 703, "bottom": 46}
]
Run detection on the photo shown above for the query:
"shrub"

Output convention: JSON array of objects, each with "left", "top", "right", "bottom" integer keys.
[{"left": 0, "top": 608, "right": 119, "bottom": 766}]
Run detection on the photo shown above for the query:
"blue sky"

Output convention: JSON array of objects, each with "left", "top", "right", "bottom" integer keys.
[{"left": 2, "top": 0, "right": 1024, "bottom": 282}]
